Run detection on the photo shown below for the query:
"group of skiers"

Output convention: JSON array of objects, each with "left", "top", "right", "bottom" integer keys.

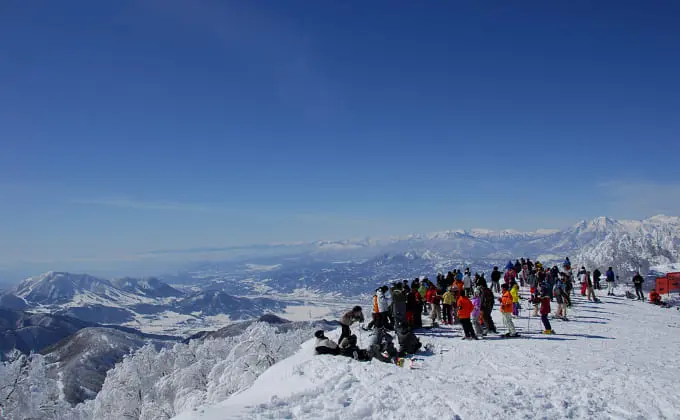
[{"left": 314, "top": 257, "right": 663, "bottom": 364}]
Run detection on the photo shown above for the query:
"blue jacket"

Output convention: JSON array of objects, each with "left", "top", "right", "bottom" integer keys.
[
  {"left": 505, "top": 261, "right": 514, "bottom": 270},
  {"left": 606, "top": 269, "right": 615, "bottom": 281}
]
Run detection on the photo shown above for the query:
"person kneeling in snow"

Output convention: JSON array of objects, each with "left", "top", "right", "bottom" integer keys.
[
  {"left": 339, "top": 334, "right": 372, "bottom": 361},
  {"left": 314, "top": 330, "right": 340, "bottom": 355},
  {"left": 395, "top": 323, "right": 422, "bottom": 356}
]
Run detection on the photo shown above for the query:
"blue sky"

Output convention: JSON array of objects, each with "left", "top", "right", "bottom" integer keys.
[{"left": 1, "top": 0, "right": 679, "bottom": 267}]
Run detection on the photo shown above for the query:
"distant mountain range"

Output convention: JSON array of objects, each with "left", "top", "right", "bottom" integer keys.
[
  {"left": 182, "top": 215, "right": 680, "bottom": 296},
  {"left": 1, "top": 271, "right": 289, "bottom": 326}
]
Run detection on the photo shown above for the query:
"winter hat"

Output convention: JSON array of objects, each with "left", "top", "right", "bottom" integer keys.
[
  {"left": 353, "top": 306, "right": 362, "bottom": 313},
  {"left": 314, "top": 330, "right": 325, "bottom": 339}
]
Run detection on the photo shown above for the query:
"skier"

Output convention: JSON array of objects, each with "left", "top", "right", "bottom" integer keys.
[
  {"left": 339, "top": 306, "right": 364, "bottom": 344},
  {"left": 457, "top": 291, "right": 478, "bottom": 340},
  {"left": 578, "top": 267, "right": 588, "bottom": 296},
  {"left": 442, "top": 287, "right": 455, "bottom": 325},
  {"left": 632, "top": 272, "right": 645, "bottom": 300},
  {"left": 504, "top": 267, "right": 516, "bottom": 287},
  {"left": 491, "top": 266, "right": 502, "bottom": 293},
  {"left": 480, "top": 284, "right": 497, "bottom": 334},
  {"left": 553, "top": 276, "right": 568, "bottom": 320},
  {"left": 471, "top": 289, "right": 484, "bottom": 338},
  {"left": 605, "top": 267, "right": 616, "bottom": 296},
  {"left": 593, "top": 268, "right": 602, "bottom": 290},
  {"left": 463, "top": 268, "right": 474, "bottom": 296},
  {"left": 586, "top": 271, "right": 598, "bottom": 302},
  {"left": 499, "top": 283, "right": 518, "bottom": 337},
  {"left": 430, "top": 289, "right": 442, "bottom": 325},
  {"left": 419, "top": 282, "right": 428, "bottom": 315},
  {"left": 539, "top": 283, "right": 554, "bottom": 334},
  {"left": 510, "top": 281, "right": 520, "bottom": 316}
]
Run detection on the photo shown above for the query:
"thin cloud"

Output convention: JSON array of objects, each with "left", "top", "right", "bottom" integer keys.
[{"left": 74, "top": 197, "right": 235, "bottom": 213}]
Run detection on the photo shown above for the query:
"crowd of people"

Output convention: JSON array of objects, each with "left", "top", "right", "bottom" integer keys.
[{"left": 314, "top": 257, "right": 663, "bottom": 364}]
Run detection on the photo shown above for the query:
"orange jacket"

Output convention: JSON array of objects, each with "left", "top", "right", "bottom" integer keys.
[
  {"left": 457, "top": 296, "right": 474, "bottom": 319},
  {"left": 373, "top": 295, "right": 379, "bottom": 313},
  {"left": 649, "top": 291, "right": 660, "bottom": 302},
  {"left": 454, "top": 280, "right": 465, "bottom": 291},
  {"left": 500, "top": 290, "right": 514, "bottom": 313}
]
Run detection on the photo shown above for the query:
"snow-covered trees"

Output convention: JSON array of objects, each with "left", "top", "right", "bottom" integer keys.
[
  {"left": 82, "top": 322, "right": 315, "bottom": 420},
  {"left": 0, "top": 352, "right": 69, "bottom": 420}
]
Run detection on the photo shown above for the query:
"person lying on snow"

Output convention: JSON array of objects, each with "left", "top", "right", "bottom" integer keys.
[
  {"left": 314, "top": 331, "right": 371, "bottom": 361},
  {"left": 314, "top": 330, "right": 340, "bottom": 355}
]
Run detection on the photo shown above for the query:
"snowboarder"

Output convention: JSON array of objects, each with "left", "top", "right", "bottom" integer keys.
[
  {"left": 499, "top": 284, "right": 518, "bottom": 337},
  {"left": 457, "top": 290, "right": 478, "bottom": 340},
  {"left": 606, "top": 267, "right": 616, "bottom": 296},
  {"left": 339, "top": 306, "right": 364, "bottom": 344},
  {"left": 632, "top": 272, "right": 645, "bottom": 300},
  {"left": 395, "top": 322, "right": 422, "bottom": 356}
]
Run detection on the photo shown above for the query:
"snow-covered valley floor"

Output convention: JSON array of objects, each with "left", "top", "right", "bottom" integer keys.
[{"left": 176, "top": 293, "right": 680, "bottom": 420}]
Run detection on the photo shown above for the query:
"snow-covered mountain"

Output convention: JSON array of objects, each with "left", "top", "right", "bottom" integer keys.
[
  {"left": 185, "top": 215, "right": 680, "bottom": 297},
  {"left": 110, "top": 277, "right": 184, "bottom": 298},
  {"left": 15, "top": 271, "right": 163, "bottom": 307}
]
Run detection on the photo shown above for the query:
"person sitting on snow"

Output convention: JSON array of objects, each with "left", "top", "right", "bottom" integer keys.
[
  {"left": 314, "top": 330, "right": 340, "bottom": 355},
  {"left": 649, "top": 289, "right": 663, "bottom": 305},
  {"left": 367, "top": 328, "right": 398, "bottom": 363}
]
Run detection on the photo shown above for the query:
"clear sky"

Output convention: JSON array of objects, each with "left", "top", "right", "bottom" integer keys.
[{"left": 1, "top": 0, "right": 679, "bottom": 266}]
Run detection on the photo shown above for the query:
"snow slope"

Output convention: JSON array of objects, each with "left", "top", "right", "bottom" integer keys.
[{"left": 176, "top": 292, "right": 680, "bottom": 420}]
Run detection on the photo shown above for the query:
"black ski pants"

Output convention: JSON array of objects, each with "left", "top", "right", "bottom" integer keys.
[
  {"left": 460, "top": 318, "right": 476, "bottom": 338},
  {"left": 635, "top": 284, "right": 644, "bottom": 300}
]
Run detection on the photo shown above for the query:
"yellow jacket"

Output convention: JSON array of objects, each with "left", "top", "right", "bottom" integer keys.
[
  {"left": 442, "top": 291, "right": 456, "bottom": 305},
  {"left": 510, "top": 285, "right": 520, "bottom": 303}
]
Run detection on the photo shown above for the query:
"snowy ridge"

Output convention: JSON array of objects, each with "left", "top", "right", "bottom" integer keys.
[{"left": 176, "top": 294, "right": 680, "bottom": 420}]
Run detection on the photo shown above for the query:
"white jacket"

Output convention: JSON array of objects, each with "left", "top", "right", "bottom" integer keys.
[
  {"left": 315, "top": 337, "right": 338, "bottom": 349},
  {"left": 375, "top": 290, "right": 389, "bottom": 313},
  {"left": 463, "top": 273, "right": 472, "bottom": 288}
]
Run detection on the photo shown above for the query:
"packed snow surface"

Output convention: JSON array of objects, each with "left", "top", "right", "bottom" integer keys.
[{"left": 176, "top": 291, "right": 680, "bottom": 420}]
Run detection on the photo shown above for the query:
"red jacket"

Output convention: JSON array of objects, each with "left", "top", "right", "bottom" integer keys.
[
  {"left": 457, "top": 296, "right": 474, "bottom": 319},
  {"left": 539, "top": 296, "right": 551, "bottom": 315},
  {"left": 425, "top": 289, "right": 437, "bottom": 303}
]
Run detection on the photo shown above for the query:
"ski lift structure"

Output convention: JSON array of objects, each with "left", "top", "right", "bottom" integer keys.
[{"left": 655, "top": 272, "right": 680, "bottom": 295}]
